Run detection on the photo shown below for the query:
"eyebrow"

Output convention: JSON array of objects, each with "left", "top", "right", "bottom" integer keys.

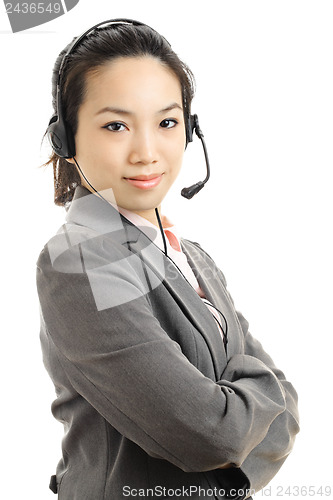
[{"left": 95, "top": 102, "right": 183, "bottom": 116}]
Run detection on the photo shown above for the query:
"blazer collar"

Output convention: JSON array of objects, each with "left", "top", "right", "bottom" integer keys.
[{"left": 66, "top": 186, "right": 226, "bottom": 378}]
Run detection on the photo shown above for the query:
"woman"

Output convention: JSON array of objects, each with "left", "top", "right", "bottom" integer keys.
[{"left": 37, "top": 19, "right": 299, "bottom": 500}]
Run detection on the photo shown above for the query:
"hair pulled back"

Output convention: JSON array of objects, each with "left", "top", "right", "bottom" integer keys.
[{"left": 46, "top": 22, "right": 195, "bottom": 207}]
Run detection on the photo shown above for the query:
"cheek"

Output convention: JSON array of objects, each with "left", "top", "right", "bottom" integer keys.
[
  {"left": 77, "top": 130, "right": 119, "bottom": 166},
  {"left": 171, "top": 140, "right": 185, "bottom": 166},
  {"left": 167, "top": 131, "right": 186, "bottom": 161}
]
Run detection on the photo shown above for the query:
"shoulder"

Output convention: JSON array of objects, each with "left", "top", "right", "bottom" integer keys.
[{"left": 36, "top": 220, "right": 129, "bottom": 278}]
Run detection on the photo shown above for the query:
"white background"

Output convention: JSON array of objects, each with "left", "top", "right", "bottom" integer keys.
[{"left": 1, "top": 1, "right": 332, "bottom": 499}]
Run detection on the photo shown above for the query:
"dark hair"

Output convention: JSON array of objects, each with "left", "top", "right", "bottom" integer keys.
[{"left": 45, "top": 22, "right": 196, "bottom": 207}]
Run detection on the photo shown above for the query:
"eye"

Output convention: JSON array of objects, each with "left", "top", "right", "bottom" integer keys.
[
  {"left": 103, "top": 122, "right": 127, "bottom": 132},
  {"left": 160, "top": 119, "right": 178, "bottom": 129}
]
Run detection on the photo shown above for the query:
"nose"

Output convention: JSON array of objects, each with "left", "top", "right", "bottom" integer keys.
[{"left": 128, "top": 128, "right": 159, "bottom": 165}]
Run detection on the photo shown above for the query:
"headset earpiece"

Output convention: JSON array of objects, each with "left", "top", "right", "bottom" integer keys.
[
  {"left": 186, "top": 114, "right": 203, "bottom": 145},
  {"left": 185, "top": 114, "right": 195, "bottom": 146},
  {"left": 47, "top": 87, "right": 76, "bottom": 158},
  {"left": 47, "top": 116, "right": 76, "bottom": 159}
]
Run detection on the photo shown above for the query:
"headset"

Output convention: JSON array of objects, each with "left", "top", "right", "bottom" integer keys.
[{"left": 47, "top": 18, "right": 211, "bottom": 199}]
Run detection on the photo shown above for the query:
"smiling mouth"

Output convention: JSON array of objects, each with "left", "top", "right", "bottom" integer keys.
[{"left": 124, "top": 174, "right": 164, "bottom": 190}]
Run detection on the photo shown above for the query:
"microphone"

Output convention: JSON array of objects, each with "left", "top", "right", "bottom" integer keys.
[{"left": 181, "top": 114, "right": 211, "bottom": 199}]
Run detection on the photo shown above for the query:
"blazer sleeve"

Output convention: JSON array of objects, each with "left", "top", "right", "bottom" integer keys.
[
  {"left": 189, "top": 241, "right": 300, "bottom": 492},
  {"left": 230, "top": 310, "right": 300, "bottom": 492},
  {"left": 36, "top": 231, "right": 294, "bottom": 479}
]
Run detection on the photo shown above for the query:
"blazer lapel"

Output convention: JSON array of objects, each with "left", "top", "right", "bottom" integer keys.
[{"left": 180, "top": 240, "right": 245, "bottom": 358}]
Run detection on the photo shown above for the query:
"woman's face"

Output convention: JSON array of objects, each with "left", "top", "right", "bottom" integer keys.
[{"left": 69, "top": 56, "right": 186, "bottom": 222}]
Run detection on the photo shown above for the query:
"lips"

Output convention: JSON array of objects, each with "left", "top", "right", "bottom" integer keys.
[{"left": 124, "top": 173, "right": 164, "bottom": 190}]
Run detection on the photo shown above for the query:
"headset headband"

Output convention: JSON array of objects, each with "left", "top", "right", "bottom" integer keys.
[{"left": 57, "top": 19, "right": 170, "bottom": 86}]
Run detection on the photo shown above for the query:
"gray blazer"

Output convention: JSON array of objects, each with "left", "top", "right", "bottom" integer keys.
[{"left": 36, "top": 186, "right": 299, "bottom": 500}]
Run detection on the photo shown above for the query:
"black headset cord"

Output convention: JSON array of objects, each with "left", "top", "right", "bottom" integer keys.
[
  {"left": 73, "top": 157, "right": 110, "bottom": 205},
  {"left": 154, "top": 207, "right": 168, "bottom": 257}
]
